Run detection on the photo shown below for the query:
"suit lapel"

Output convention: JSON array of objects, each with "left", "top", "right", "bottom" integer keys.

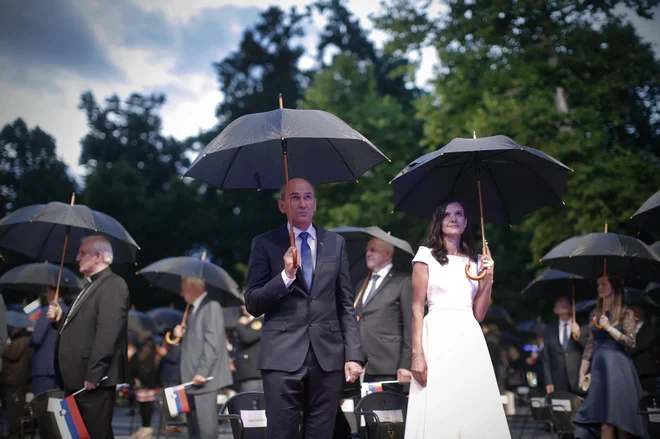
[
  {"left": 309, "top": 226, "right": 326, "bottom": 296},
  {"left": 61, "top": 269, "right": 110, "bottom": 331},
  {"left": 363, "top": 271, "right": 394, "bottom": 308}
]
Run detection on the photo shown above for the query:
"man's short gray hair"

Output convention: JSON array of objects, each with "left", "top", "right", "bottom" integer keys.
[
  {"left": 82, "top": 235, "right": 113, "bottom": 265},
  {"left": 182, "top": 276, "right": 206, "bottom": 291}
]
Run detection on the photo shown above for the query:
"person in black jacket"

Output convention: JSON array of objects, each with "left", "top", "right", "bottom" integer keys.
[
  {"left": 232, "top": 307, "right": 264, "bottom": 392},
  {"left": 627, "top": 303, "right": 658, "bottom": 394}
]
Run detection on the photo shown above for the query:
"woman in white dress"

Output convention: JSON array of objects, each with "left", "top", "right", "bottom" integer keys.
[{"left": 404, "top": 201, "right": 511, "bottom": 438}]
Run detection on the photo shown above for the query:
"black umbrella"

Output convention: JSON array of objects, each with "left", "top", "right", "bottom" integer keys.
[
  {"left": 128, "top": 310, "right": 155, "bottom": 335},
  {"left": 184, "top": 96, "right": 389, "bottom": 263},
  {"left": 625, "top": 287, "right": 660, "bottom": 311},
  {"left": 0, "top": 194, "right": 139, "bottom": 304},
  {"left": 644, "top": 282, "right": 660, "bottom": 302},
  {"left": 522, "top": 269, "right": 594, "bottom": 301},
  {"left": 483, "top": 305, "right": 517, "bottom": 332},
  {"left": 6, "top": 310, "right": 33, "bottom": 329},
  {"left": 0, "top": 262, "right": 84, "bottom": 294},
  {"left": 631, "top": 189, "right": 660, "bottom": 232},
  {"left": 391, "top": 134, "right": 570, "bottom": 280},
  {"left": 330, "top": 226, "right": 414, "bottom": 300},
  {"left": 146, "top": 307, "right": 184, "bottom": 334},
  {"left": 138, "top": 252, "right": 242, "bottom": 345},
  {"left": 540, "top": 232, "right": 660, "bottom": 280}
]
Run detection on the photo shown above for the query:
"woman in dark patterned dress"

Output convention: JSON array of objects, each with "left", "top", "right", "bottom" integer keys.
[{"left": 573, "top": 275, "right": 649, "bottom": 439}]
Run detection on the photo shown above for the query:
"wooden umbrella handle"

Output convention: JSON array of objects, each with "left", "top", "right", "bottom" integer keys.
[
  {"left": 165, "top": 304, "right": 190, "bottom": 345},
  {"left": 466, "top": 178, "right": 488, "bottom": 281}
]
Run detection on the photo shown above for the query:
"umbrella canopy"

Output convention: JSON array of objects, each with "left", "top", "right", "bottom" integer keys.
[
  {"left": 522, "top": 269, "right": 595, "bottom": 301},
  {"left": 0, "top": 201, "right": 139, "bottom": 263},
  {"left": 540, "top": 233, "right": 660, "bottom": 280},
  {"left": 625, "top": 287, "right": 660, "bottom": 311},
  {"left": 330, "top": 226, "right": 414, "bottom": 287},
  {"left": 146, "top": 307, "right": 184, "bottom": 334},
  {"left": 651, "top": 241, "right": 660, "bottom": 255},
  {"left": 390, "top": 135, "right": 571, "bottom": 222},
  {"left": 631, "top": 189, "right": 660, "bottom": 232},
  {"left": 138, "top": 256, "right": 243, "bottom": 307},
  {"left": 184, "top": 108, "right": 389, "bottom": 189},
  {"left": 128, "top": 310, "right": 155, "bottom": 335},
  {"left": 0, "top": 262, "right": 84, "bottom": 293},
  {"left": 516, "top": 320, "right": 546, "bottom": 336},
  {"left": 6, "top": 310, "right": 33, "bottom": 329},
  {"left": 645, "top": 282, "right": 660, "bottom": 302},
  {"left": 483, "top": 305, "right": 517, "bottom": 332}
]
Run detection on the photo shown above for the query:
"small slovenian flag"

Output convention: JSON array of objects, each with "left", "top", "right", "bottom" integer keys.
[
  {"left": 164, "top": 384, "right": 190, "bottom": 417},
  {"left": 23, "top": 299, "right": 42, "bottom": 322},
  {"left": 47, "top": 395, "right": 90, "bottom": 439}
]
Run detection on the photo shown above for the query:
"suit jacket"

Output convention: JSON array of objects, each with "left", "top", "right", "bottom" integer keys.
[
  {"left": 31, "top": 301, "right": 69, "bottom": 378},
  {"left": 55, "top": 267, "right": 130, "bottom": 390},
  {"left": 542, "top": 321, "right": 587, "bottom": 394},
  {"left": 627, "top": 322, "right": 658, "bottom": 377},
  {"left": 0, "top": 295, "right": 7, "bottom": 372},
  {"left": 180, "top": 295, "right": 233, "bottom": 395},
  {"left": 1, "top": 330, "right": 33, "bottom": 387},
  {"left": 245, "top": 225, "right": 363, "bottom": 373},
  {"left": 356, "top": 271, "right": 412, "bottom": 376},
  {"left": 233, "top": 316, "right": 263, "bottom": 382}
]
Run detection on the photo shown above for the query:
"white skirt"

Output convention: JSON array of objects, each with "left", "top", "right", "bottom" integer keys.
[{"left": 404, "top": 305, "right": 511, "bottom": 439}]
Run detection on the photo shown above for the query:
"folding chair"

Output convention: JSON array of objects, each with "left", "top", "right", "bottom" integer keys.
[
  {"left": 544, "top": 390, "right": 583, "bottom": 439},
  {"left": 354, "top": 391, "right": 408, "bottom": 439},
  {"left": 156, "top": 391, "right": 187, "bottom": 439},
  {"left": 218, "top": 391, "right": 267, "bottom": 439},
  {"left": 637, "top": 393, "right": 660, "bottom": 438}
]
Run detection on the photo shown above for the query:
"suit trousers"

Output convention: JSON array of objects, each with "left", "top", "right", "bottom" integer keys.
[
  {"left": 262, "top": 344, "right": 343, "bottom": 439},
  {"left": 187, "top": 391, "right": 218, "bottom": 439},
  {"left": 66, "top": 386, "right": 115, "bottom": 439}
]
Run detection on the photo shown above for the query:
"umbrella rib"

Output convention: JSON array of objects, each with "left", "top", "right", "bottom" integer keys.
[
  {"left": 325, "top": 138, "right": 357, "bottom": 180},
  {"left": 35, "top": 222, "right": 60, "bottom": 261},
  {"left": 481, "top": 161, "right": 511, "bottom": 224},
  {"left": 218, "top": 147, "right": 244, "bottom": 190}
]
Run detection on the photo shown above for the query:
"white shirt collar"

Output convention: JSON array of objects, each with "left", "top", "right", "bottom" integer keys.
[
  {"left": 374, "top": 263, "right": 393, "bottom": 279},
  {"left": 192, "top": 291, "right": 207, "bottom": 310},
  {"left": 288, "top": 223, "right": 316, "bottom": 241},
  {"left": 559, "top": 318, "right": 573, "bottom": 326}
]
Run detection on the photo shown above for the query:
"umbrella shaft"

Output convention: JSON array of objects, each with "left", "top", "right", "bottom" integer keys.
[{"left": 54, "top": 226, "right": 71, "bottom": 303}]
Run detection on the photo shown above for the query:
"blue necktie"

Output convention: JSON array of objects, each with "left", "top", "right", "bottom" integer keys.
[
  {"left": 299, "top": 232, "right": 314, "bottom": 290},
  {"left": 562, "top": 323, "right": 569, "bottom": 351}
]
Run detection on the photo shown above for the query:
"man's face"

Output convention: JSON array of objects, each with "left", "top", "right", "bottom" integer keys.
[
  {"left": 180, "top": 279, "right": 197, "bottom": 305},
  {"left": 365, "top": 238, "right": 393, "bottom": 271},
  {"left": 76, "top": 240, "right": 101, "bottom": 276},
  {"left": 278, "top": 178, "right": 316, "bottom": 230},
  {"left": 553, "top": 298, "right": 571, "bottom": 318}
]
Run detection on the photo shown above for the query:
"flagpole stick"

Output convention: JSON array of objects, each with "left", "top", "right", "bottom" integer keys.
[
  {"left": 280, "top": 93, "right": 298, "bottom": 267},
  {"left": 50, "top": 193, "right": 75, "bottom": 321},
  {"left": 71, "top": 376, "right": 108, "bottom": 396}
]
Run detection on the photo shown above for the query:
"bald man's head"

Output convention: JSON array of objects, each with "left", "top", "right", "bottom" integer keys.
[
  {"left": 278, "top": 178, "right": 317, "bottom": 231},
  {"left": 366, "top": 238, "right": 394, "bottom": 272}
]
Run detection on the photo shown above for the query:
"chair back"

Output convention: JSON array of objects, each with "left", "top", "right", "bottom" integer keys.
[
  {"left": 526, "top": 388, "right": 551, "bottom": 421},
  {"left": 355, "top": 391, "right": 408, "bottom": 439},
  {"left": 637, "top": 393, "right": 660, "bottom": 438},
  {"left": 545, "top": 390, "right": 583, "bottom": 433},
  {"left": 219, "top": 391, "right": 267, "bottom": 439}
]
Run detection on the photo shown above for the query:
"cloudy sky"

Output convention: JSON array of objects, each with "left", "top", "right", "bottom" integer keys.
[{"left": 0, "top": 0, "right": 658, "bottom": 181}]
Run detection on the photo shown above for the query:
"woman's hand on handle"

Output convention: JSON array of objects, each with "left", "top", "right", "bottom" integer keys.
[{"left": 481, "top": 242, "right": 494, "bottom": 285}]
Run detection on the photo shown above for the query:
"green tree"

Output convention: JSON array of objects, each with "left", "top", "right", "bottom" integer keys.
[{"left": 373, "top": 0, "right": 660, "bottom": 318}]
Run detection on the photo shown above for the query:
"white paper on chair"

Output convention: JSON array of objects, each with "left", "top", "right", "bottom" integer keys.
[
  {"left": 341, "top": 399, "right": 354, "bottom": 412},
  {"left": 648, "top": 408, "right": 660, "bottom": 423},
  {"left": 551, "top": 399, "right": 571, "bottom": 412},
  {"left": 373, "top": 410, "right": 404, "bottom": 424},
  {"left": 530, "top": 397, "right": 545, "bottom": 408},
  {"left": 240, "top": 410, "right": 267, "bottom": 428}
]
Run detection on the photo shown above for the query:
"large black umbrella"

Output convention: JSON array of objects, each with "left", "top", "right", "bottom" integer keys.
[
  {"left": 330, "top": 226, "right": 414, "bottom": 294},
  {"left": 0, "top": 195, "right": 139, "bottom": 304},
  {"left": 540, "top": 233, "right": 660, "bottom": 280},
  {"left": 0, "top": 262, "right": 84, "bottom": 294},
  {"left": 146, "top": 307, "right": 184, "bottom": 334},
  {"left": 183, "top": 98, "right": 389, "bottom": 262},
  {"left": 128, "top": 310, "right": 155, "bottom": 335},
  {"left": 631, "top": 189, "right": 660, "bottom": 232},
  {"left": 391, "top": 135, "right": 570, "bottom": 280},
  {"left": 522, "top": 269, "right": 594, "bottom": 301}
]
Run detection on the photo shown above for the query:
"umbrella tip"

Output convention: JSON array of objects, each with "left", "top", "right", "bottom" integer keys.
[
  {"left": 180, "top": 175, "right": 184, "bottom": 180},
  {"left": 473, "top": 131, "right": 477, "bottom": 139},
  {"left": 201, "top": 251, "right": 207, "bottom": 261},
  {"left": 355, "top": 179, "right": 359, "bottom": 183},
  {"left": 391, "top": 210, "right": 395, "bottom": 214},
  {"left": 279, "top": 93, "right": 283, "bottom": 109},
  {"left": 562, "top": 201, "right": 566, "bottom": 206},
  {"left": 70, "top": 193, "right": 76, "bottom": 205}
]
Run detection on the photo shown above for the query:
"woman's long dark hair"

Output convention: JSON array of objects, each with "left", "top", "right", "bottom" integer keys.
[{"left": 422, "top": 201, "right": 477, "bottom": 265}]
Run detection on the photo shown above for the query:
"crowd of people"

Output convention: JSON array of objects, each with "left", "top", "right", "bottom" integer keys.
[{"left": 0, "top": 178, "right": 657, "bottom": 439}]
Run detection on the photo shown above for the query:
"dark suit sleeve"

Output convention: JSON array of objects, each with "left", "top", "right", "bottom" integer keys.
[
  {"left": 235, "top": 321, "right": 261, "bottom": 347},
  {"left": 628, "top": 324, "right": 656, "bottom": 357},
  {"left": 398, "top": 276, "right": 413, "bottom": 371},
  {"left": 87, "top": 277, "right": 129, "bottom": 383},
  {"left": 335, "top": 237, "right": 364, "bottom": 364},
  {"left": 0, "top": 296, "right": 7, "bottom": 357},
  {"left": 245, "top": 237, "right": 291, "bottom": 317},
  {"left": 196, "top": 300, "right": 226, "bottom": 378},
  {"left": 542, "top": 327, "right": 553, "bottom": 386}
]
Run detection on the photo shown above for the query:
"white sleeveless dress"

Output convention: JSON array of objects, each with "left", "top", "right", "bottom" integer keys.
[{"left": 404, "top": 246, "right": 511, "bottom": 439}]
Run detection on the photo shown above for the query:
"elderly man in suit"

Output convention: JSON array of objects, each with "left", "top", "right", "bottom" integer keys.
[
  {"left": 48, "top": 235, "right": 130, "bottom": 439},
  {"left": 542, "top": 296, "right": 586, "bottom": 395},
  {"left": 245, "top": 178, "right": 364, "bottom": 439},
  {"left": 627, "top": 303, "right": 658, "bottom": 394},
  {"left": 173, "top": 276, "right": 233, "bottom": 439},
  {"left": 356, "top": 237, "right": 412, "bottom": 393}
]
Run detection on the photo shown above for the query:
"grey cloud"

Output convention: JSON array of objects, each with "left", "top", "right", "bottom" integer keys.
[
  {"left": 97, "top": 0, "right": 176, "bottom": 49},
  {"left": 0, "top": 0, "right": 124, "bottom": 83},
  {"left": 172, "top": 6, "right": 262, "bottom": 75}
]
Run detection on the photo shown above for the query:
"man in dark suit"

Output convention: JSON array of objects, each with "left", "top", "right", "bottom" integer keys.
[
  {"left": 232, "top": 306, "right": 264, "bottom": 392},
  {"left": 356, "top": 237, "right": 412, "bottom": 393},
  {"left": 627, "top": 304, "right": 658, "bottom": 394},
  {"left": 245, "top": 178, "right": 364, "bottom": 439},
  {"left": 542, "top": 297, "right": 586, "bottom": 395},
  {"left": 48, "top": 235, "right": 130, "bottom": 439},
  {"left": 173, "top": 276, "right": 233, "bottom": 439}
]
